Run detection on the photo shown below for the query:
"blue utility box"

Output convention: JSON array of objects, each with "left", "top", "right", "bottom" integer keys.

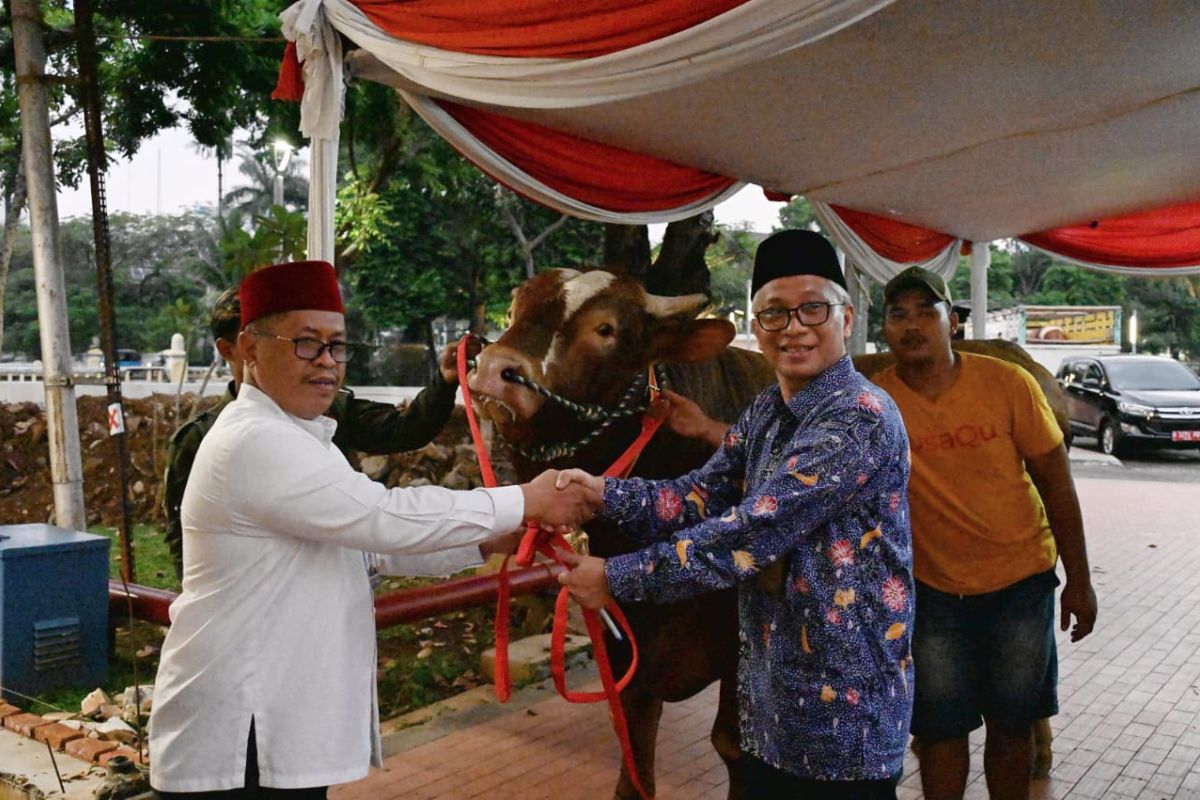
[{"left": 0, "top": 524, "right": 109, "bottom": 702}]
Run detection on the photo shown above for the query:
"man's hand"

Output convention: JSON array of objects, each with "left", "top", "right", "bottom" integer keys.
[
  {"left": 662, "top": 389, "right": 728, "bottom": 449},
  {"left": 439, "top": 338, "right": 481, "bottom": 385},
  {"left": 1060, "top": 579, "right": 1098, "bottom": 642},
  {"left": 553, "top": 468, "right": 605, "bottom": 504},
  {"left": 478, "top": 527, "right": 523, "bottom": 559},
  {"left": 521, "top": 469, "right": 597, "bottom": 530},
  {"left": 557, "top": 550, "right": 614, "bottom": 610}
]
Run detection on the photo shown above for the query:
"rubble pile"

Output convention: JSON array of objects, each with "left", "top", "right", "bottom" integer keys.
[
  {"left": 0, "top": 686, "right": 152, "bottom": 772},
  {"left": 0, "top": 395, "right": 509, "bottom": 528}
]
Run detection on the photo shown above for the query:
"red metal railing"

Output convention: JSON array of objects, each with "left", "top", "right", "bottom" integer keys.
[{"left": 108, "top": 562, "right": 564, "bottom": 629}]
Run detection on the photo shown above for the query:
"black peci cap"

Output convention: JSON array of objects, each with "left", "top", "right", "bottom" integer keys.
[{"left": 751, "top": 229, "right": 847, "bottom": 298}]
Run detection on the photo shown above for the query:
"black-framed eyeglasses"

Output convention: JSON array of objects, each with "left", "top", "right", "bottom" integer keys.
[
  {"left": 250, "top": 331, "right": 355, "bottom": 363},
  {"left": 754, "top": 302, "right": 843, "bottom": 331}
]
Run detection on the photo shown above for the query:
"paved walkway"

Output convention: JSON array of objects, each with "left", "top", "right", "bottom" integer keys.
[{"left": 332, "top": 476, "right": 1200, "bottom": 799}]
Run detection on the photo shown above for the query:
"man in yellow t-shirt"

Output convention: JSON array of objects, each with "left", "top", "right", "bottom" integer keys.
[{"left": 872, "top": 267, "right": 1097, "bottom": 800}]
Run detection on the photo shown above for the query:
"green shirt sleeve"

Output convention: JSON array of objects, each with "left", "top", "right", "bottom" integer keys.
[
  {"left": 160, "top": 389, "right": 234, "bottom": 578},
  {"left": 331, "top": 374, "right": 457, "bottom": 455}
]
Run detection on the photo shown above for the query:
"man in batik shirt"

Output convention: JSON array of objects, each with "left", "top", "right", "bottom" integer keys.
[{"left": 558, "top": 230, "right": 914, "bottom": 799}]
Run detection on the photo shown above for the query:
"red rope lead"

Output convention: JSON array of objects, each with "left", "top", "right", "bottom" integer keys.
[{"left": 457, "top": 336, "right": 658, "bottom": 799}]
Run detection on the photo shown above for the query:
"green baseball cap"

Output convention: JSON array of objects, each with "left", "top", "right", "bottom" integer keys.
[
  {"left": 209, "top": 287, "right": 241, "bottom": 342},
  {"left": 883, "top": 266, "right": 952, "bottom": 306}
]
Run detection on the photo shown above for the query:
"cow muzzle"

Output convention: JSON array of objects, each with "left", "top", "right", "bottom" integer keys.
[{"left": 467, "top": 346, "right": 546, "bottom": 424}]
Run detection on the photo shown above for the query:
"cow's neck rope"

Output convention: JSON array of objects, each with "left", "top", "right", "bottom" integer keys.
[
  {"left": 468, "top": 351, "right": 671, "bottom": 461},
  {"left": 457, "top": 336, "right": 654, "bottom": 800}
]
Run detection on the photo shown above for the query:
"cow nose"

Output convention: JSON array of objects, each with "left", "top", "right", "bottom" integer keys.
[{"left": 469, "top": 349, "right": 530, "bottom": 397}]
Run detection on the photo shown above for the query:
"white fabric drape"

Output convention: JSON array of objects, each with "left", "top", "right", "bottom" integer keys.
[
  {"left": 812, "top": 201, "right": 964, "bottom": 284},
  {"left": 400, "top": 91, "right": 745, "bottom": 224},
  {"left": 294, "top": 0, "right": 896, "bottom": 109}
]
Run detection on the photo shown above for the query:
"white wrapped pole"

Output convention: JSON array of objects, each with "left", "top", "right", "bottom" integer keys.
[
  {"left": 307, "top": 137, "right": 339, "bottom": 261},
  {"left": 970, "top": 242, "right": 990, "bottom": 340}
]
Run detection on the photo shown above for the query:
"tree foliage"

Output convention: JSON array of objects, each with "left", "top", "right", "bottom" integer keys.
[
  {"left": 705, "top": 222, "right": 758, "bottom": 323},
  {"left": 343, "top": 110, "right": 603, "bottom": 345},
  {"left": 2, "top": 210, "right": 219, "bottom": 359}
]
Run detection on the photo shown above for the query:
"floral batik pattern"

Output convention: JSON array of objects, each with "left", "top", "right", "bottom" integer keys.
[{"left": 603, "top": 357, "right": 915, "bottom": 781}]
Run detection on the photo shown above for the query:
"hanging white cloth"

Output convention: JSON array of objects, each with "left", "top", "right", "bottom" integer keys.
[{"left": 813, "top": 201, "right": 964, "bottom": 284}]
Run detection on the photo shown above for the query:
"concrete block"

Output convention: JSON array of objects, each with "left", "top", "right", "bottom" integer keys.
[{"left": 481, "top": 633, "right": 592, "bottom": 687}]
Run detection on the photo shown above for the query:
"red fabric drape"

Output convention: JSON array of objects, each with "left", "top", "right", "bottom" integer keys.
[
  {"left": 1021, "top": 202, "right": 1200, "bottom": 269},
  {"left": 440, "top": 101, "right": 737, "bottom": 213},
  {"left": 831, "top": 205, "right": 958, "bottom": 263},
  {"left": 350, "top": 0, "right": 749, "bottom": 58},
  {"left": 271, "top": 41, "right": 305, "bottom": 102}
]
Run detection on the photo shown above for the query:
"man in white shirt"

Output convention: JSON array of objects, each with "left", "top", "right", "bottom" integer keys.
[{"left": 149, "top": 260, "right": 594, "bottom": 799}]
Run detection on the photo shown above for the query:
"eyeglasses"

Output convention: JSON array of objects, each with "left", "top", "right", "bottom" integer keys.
[
  {"left": 754, "top": 302, "right": 843, "bottom": 331},
  {"left": 250, "top": 331, "right": 355, "bottom": 363}
]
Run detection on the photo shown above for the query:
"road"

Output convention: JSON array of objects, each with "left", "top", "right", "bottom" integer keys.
[{"left": 1070, "top": 436, "right": 1200, "bottom": 484}]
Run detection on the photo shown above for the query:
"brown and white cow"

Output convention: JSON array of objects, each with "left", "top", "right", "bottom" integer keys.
[{"left": 468, "top": 267, "right": 774, "bottom": 799}]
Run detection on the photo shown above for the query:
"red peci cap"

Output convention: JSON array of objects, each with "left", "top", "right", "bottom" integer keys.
[{"left": 238, "top": 260, "right": 345, "bottom": 328}]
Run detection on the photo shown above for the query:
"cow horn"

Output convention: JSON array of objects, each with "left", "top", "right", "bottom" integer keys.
[{"left": 644, "top": 292, "right": 708, "bottom": 319}]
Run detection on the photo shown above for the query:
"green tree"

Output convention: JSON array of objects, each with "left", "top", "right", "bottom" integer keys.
[
  {"left": 345, "top": 117, "right": 602, "bottom": 353},
  {"left": 776, "top": 196, "right": 818, "bottom": 231},
  {"left": 705, "top": 222, "right": 758, "bottom": 324},
  {"left": 2, "top": 210, "right": 219, "bottom": 359},
  {"left": 221, "top": 143, "right": 308, "bottom": 220},
  {"left": 0, "top": 0, "right": 294, "bottom": 346}
]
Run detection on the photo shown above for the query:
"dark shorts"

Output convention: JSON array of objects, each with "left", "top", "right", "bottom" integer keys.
[
  {"left": 911, "top": 569, "right": 1059, "bottom": 741},
  {"left": 742, "top": 754, "right": 899, "bottom": 799}
]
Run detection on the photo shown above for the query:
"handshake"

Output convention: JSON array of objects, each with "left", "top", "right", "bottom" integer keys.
[
  {"left": 477, "top": 469, "right": 603, "bottom": 560},
  {"left": 519, "top": 468, "right": 605, "bottom": 531}
]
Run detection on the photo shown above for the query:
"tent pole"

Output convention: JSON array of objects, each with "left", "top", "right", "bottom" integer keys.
[
  {"left": 307, "top": 137, "right": 339, "bottom": 262},
  {"left": 970, "top": 242, "right": 990, "bottom": 340},
  {"left": 846, "top": 260, "right": 870, "bottom": 355},
  {"left": 12, "top": 0, "right": 87, "bottom": 530}
]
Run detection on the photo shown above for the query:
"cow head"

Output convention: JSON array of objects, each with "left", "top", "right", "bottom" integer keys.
[{"left": 467, "top": 268, "right": 735, "bottom": 450}]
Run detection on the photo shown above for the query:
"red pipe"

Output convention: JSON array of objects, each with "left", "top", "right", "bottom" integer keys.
[
  {"left": 109, "top": 580, "right": 175, "bottom": 626},
  {"left": 108, "top": 563, "right": 565, "bottom": 630},
  {"left": 374, "top": 562, "right": 564, "bottom": 627}
]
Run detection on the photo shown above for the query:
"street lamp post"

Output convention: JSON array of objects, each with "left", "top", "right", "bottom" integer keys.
[
  {"left": 1130, "top": 309, "right": 1139, "bottom": 354},
  {"left": 272, "top": 138, "right": 294, "bottom": 208}
]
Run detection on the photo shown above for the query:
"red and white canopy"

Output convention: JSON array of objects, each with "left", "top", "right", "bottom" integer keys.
[{"left": 276, "top": 0, "right": 1200, "bottom": 281}]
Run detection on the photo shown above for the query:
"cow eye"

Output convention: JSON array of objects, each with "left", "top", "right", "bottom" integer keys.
[{"left": 596, "top": 322, "right": 615, "bottom": 337}]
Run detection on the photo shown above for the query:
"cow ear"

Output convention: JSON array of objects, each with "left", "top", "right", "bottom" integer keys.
[{"left": 649, "top": 318, "right": 736, "bottom": 363}]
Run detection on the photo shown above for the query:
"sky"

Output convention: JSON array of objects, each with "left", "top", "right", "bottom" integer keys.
[{"left": 53, "top": 126, "right": 787, "bottom": 236}]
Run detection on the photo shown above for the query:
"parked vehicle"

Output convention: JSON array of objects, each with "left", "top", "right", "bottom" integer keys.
[
  {"left": 116, "top": 348, "right": 142, "bottom": 367},
  {"left": 1056, "top": 355, "right": 1200, "bottom": 456}
]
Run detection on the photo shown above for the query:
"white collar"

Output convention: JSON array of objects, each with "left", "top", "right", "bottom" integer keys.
[{"left": 239, "top": 383, "right": 338, "bottom": 445}]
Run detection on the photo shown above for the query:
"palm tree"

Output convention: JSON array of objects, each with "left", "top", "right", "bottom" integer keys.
[{"left": 221, "top": 143, "right": 308, "bottom": 220}]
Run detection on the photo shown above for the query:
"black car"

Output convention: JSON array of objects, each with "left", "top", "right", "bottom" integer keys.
[{"left": 1056, "top": 355, "right": 1200, "bottom": 456}]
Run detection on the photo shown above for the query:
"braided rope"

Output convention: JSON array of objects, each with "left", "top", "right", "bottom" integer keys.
[{"left": 468, "top": 350, "right": 670, "bottom": 462}]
